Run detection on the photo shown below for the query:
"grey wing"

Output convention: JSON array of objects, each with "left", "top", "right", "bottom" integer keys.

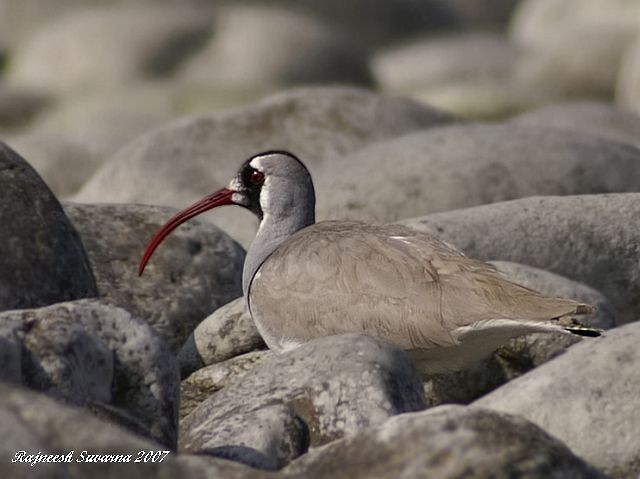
[{"left": 249, "top": 221, "right": 588, "bottom": 350}]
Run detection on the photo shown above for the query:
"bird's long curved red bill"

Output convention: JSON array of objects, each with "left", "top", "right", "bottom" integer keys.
[{"left": 138, "top": 188, "right": 235, "bottom": 275}]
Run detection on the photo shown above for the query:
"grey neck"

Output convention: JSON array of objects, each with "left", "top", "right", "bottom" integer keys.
[{"left": 242, "top": 177, "right": 315, "bottom": 298}]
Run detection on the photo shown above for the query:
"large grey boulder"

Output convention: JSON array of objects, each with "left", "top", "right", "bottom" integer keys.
[
  {"left": 178, "top": 297, "right": 265, "bottom": 378},
  {"left": 178, "top": 5, "right": 369, "bottom": 88},
  {"left": 284, "top": 405, "right": 606, "bottom": 479},
  {"left": 74, "top": 87, "right": 456, "bottom": 245},
  {"left": 476, "top": 321, "right": 640, "bottom": 479},
  {"left": 8, "top": 4, "right": 212, "bottom": 96},
  {"left": 64, "top": 203, "right": 245, "bottom": 351},
  {"left": 0, "top": 141, "right": 96, "bottom": 312},
  {"left": 318, "top": 124, "right": 640, "bottom": 224},
  {"left": 0, "top": 299, "right": 179, "bottom": 448},
  {"left": 400, "top": 194, "right": 640, "bottom": 324},
  {"left": 0, "top": 382, "right": 269, "bottom": 479},
  {"left": 180, "top": 334, "right": 425, "bottom": 470},
  {"left": 509, "top": 101, "right": 640, "bottom": 146}
]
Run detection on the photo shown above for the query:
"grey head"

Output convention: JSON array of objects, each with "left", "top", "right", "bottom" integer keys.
[
  {"left": 138, "top": 150, "right": 316, "bottom": 295},
  {"left": 234, "top": 151, "right": 316, "bottom": 294}
]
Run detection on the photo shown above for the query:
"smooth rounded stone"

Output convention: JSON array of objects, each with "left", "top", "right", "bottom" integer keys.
[
  {"left": 283, "top": 404, "right": 606, "bottom": 479},
  {"left": 618, "top": 35, "right": 640, "bottom": 113},
  {"left": 181, "top": 350, "right": 272, "bottom": 420},
  {"left": 63, "top": 203, "right": 245, "bottom": 351},
  {"left": 73, "top": 87, "right": 456, "bottom": 246},
  {"left": 411, "top": 78, "right": 555, "bottom": 120},
  {"left": 0, "top": 141, "right": 97, "bottom": 312},
  {"left": 372, "top": 33, "right": 518, "bottom": 93},
  {"left": 476, "top": 321, "right": 640, "bottom": 479},
  {"left": 6, "top": 133, "right": 101, "bottom": 197},
  {"left": 0, "top": 299, "right": 179, "bottom": 448},
  {"left": 180, "top": 334, "right": 426, "bottom": 469},
  {"left": 0, "top": 382, "right": 267, "bottom": 479},
  {"left": 510, "top": 101, "right": 640, "bottom": 146},
  {"left": 513, "top": 25, "right": 637, "bottom": 99},
  {"left": 510, "top": 0, "right": 640, "bottom": 47},
  {"left": 400, "top": 194, "right": 640, "bottom": 325},
  {"left": 8, "top": 4, "right": 212, "bottom": 96},
  {"left": 318, "top": 123, "right": 640, "bottom": 224},
  {"left": 178, "top": 5, "right": 370, "bottom": 88},
  {"left": 178, "top": 297, "right": 266, "bottom": 378},
  {"left": 0, "top": 83, "right": 50, "bottom": 129}
]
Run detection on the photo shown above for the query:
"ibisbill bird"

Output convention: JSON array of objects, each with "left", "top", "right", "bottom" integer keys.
[{"left": 139, "top": 150, "right": 599, "bottom": 374}]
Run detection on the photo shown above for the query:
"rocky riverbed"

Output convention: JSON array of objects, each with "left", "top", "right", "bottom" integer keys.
[{"left": 1, "top": 1, "right": 640, "bottom": 478}]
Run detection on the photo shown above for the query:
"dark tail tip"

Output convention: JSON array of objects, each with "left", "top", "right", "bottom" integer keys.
[{"left": 565, "top": 326, "right": 602, "bottom": 338}]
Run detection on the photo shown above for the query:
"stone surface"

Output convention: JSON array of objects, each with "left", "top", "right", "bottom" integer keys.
[
  {"left": 0, "top": 299, "right": 179, "bottom": 448},
  {"left": 318, "top": 124, "right": 640, "bottom": 224},
  {"left": 8, "top": 4, "right": 212, "bottom": 95},
  {"left": 63, "top": 203, "right": 245, "bottom": 351},
  {"left": 179, "top": 5, "right": 369, "bottom": 88},
  {"left": 0, "top": 381, "right": 268, "bottom": 479},
  {"left": 476, "top": 321, "right": 640, "bottom": 479},
  {"left": 73, "top": 87, "right": 456, "bottom": 245},
  {"left": 284, "top": 405, "right": 606, "bottom": 479},
  {"left": 178, "top": 297, "right": 265, "bottom": 378},
  {"left": 0, "top": 141, "right": 97, "bottom": 312},
  {"left": 510, "top": 101, "right": 640, "bottom": 146},
  {"left": 372, "top": 33, "right": 518, "bottom": 93},
  {"left": 180, "top": 350, "right": 271, "bottom": 419},
  {"left": 180, "top": 334, "right": 426, "bottom": 469},
  {"left": 400, "top": 193, "right": 640, "bottom": 324}
]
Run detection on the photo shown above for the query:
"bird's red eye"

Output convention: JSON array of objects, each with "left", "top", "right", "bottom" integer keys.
[{"left": 250, "top": 170, "right": 265, "bottom": 185}]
